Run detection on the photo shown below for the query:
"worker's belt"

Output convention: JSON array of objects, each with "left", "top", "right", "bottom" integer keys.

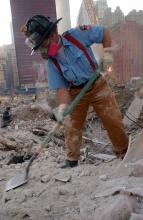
[{"left": 70, "top": 73, "right": 101, "bottom": 89}]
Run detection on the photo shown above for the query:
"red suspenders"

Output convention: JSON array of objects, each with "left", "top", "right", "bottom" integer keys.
[
  {"left": 50, "top": 33, "right": 97, "bottom": 81},
  {"left": 50, "top": 58, "right": 63, "bottom": 74},
  {"left": 63, "top": 33, "right": 97, "bottom": 71}
]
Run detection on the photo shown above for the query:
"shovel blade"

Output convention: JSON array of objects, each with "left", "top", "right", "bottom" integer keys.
[{"left": 5, "top": 172, "right": 28, "bottom": 192}]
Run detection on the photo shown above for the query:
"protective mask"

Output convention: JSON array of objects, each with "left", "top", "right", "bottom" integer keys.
[
  {"left": 25, "top": 32, "right": 42, "bottom": 55},
  {"left": 47, "top": 42, "right": 60, "bottom": 57},
  {"left": 25, "top": 38, "right": 35, "bottom": 49}
]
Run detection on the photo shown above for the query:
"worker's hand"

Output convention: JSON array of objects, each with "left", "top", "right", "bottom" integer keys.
[{"left": 54, "top": 104, "right": 69, "bottom": 123}]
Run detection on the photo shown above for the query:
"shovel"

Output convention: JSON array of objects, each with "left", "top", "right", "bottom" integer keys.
[{"left": 5, "top": 70, "right": 101, "bottom": 191}]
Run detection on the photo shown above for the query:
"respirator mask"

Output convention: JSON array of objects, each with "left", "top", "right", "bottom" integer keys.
[
  {"left": 25, "top": 32, "right": 60, "bottom": 57},
  {"left": 25, "top": 32, "right": 42, "bottom": 55}
]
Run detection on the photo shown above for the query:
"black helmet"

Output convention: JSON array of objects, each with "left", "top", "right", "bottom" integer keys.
[{"left": 26, "top": 15, "right": 62, "bottom": 51}]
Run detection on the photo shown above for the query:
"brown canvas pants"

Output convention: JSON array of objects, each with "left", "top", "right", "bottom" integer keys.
[{"left": 64, "top": 76, "right": 129, "bottom": 161}]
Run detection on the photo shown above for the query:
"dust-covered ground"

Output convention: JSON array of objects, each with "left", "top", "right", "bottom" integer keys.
[{"left": 0, "top": 78, "right": 143, "bottom": 220}]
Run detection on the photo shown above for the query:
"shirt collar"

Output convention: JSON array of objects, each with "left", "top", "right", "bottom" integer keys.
[{"left": 61, "top": 35, "right": 71, "bottom": 46}]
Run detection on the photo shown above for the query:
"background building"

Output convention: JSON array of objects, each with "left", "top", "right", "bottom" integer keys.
[
  {"left": 10, "top": 0, "right": 57, "bottom": 87},
  {"left": 111, "top": 21, "right": 143, "bottom": 83},
  {"left": 0, "top": 45, "right": 18, "bottom": 92},
  {"left": 55, "top": 0, "right": 71, "bottom": 34},
  {"left": 0, "top": 52, "right": 6, "bottom": 90},
  {"left": 94, "top": 0, "right": 108, "bottom": 22},
  {"left": 126, "top": 10, "right": 143, "bottom": 25}
]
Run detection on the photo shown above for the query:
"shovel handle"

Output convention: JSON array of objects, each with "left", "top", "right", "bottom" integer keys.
[
  {"left": 25, "top": 152, "right": 38, "bottom": 178},
  {"left": 41, "top": 70, "right": 101, "bottom": 148},
  {"left": 25, "top": 70, "right": 101, "bottom": 178},
  {"left": 63, "top": 70, "right": 101, "bottom": 117},
  {"left": 41, "top": 122, "right": 61, "bottom": 148},
  {"left": 25, "top": 122, "right": 61, "bottom": 178}
]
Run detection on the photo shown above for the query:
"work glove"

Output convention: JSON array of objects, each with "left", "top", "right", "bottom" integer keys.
[{"left": 53, "top": 104, "right": 69, "bottom": 123}]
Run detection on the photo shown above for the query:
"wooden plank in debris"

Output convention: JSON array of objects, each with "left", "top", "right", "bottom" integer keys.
[
  {"left": 123, "top": 96, "right": 143, "bottom": 126},
  {"left": 82, "top": 136, "right": 108, "bottom": 145},
  {"left": 55, "top": 174, "right": 71, "bottom": 183},
  {"left": 89, "top": 153, "right": 117, "bottom": 162},
  {"left": 95, "top": 186, "right": 143, "bottom": 199}
]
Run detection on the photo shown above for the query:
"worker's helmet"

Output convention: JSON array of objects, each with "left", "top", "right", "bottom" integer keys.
[{"left": 25, "top": 15, "right": 62, "bottom": 52}]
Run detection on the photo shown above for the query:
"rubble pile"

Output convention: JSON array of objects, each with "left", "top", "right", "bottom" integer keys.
[
  {"left": 113, "top": 77, "right": 143, "bottom": 135},
  {"left": 113, "top": 77, "right": 143, "bottom": 114},
  {"left": 0, "top": 79, "right": 143, "bottom": 220}
]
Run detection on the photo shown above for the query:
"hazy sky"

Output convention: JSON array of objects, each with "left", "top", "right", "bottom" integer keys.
[
  {"left": 0, "top": 0, "right": 143, "bottom": 46},
  {"left": 69, "top": 0, "right": 143, "bottom": 26}
]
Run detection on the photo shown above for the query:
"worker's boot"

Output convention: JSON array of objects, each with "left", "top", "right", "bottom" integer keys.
[
  {"left": 60, "top": 159, "right": 78, "bottom": 169},
  {"left": 115, "top": 149, "right": 127, "bottom": 160}
]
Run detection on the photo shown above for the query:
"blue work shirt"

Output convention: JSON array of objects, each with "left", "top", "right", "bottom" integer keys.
[{"left": 47, "top": 25, "right": 104, "bottom": 89}]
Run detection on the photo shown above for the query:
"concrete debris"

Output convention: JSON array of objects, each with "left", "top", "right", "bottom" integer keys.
[
  {"left": 32, "top": 128, "right": 48, "bottom": 136},
  {"left": 88, "top": 153, "right": 117, "bottom": 162},
  {"left": 123, "top": 96, "right": 143, "bottom": 127},
  {"left": 94, "top": 186, "right": 126, "bottom": 198},
  {"left": 99, "top": 175, "right": 108, "bottom": 181},
  {"left": 129, "top": 159, "right": 143, "bottom": 177},
  {"left": 130, "top": 213, "right": 143, "bottom": 220},
  {"left": 99, "top": 195, "right": 136, "bottom": 220},
  {"left": 55, "top": 173, "right": 71, "bottom": 183},
  {"left": 41, "top": 175, "right": 51, "bottom": 183},
  {"left": 0, "top": 79, "right": 143, "bottom": 219},
  {"left": 94, "top": 186, "right": 143, "bottom": 199}
]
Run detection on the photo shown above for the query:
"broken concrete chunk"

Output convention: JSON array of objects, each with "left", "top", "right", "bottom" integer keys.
[
  {"left": 130, "top": 213, "right": 143, "bottom": 220},
  {"left": 89, "top": 153, "right": 116, "bottom": 162},
  {"left": 14, "top": 125, "right": 19, "bottom": 130},
  {"left": 120, "top": 187, "right": 143, "bottom": 198},
  {"left": 45, "top": 205, "right": 51, "bottom": 212},
  {"left": 129, "top": 160, "right": 143, "bottom": 177},
  {"left": 41, "top": 175, "right": 51, "bottom": 183},
  {"left": 94, "top": 186, "right": 126, "bottom": 198},
  {"left": 58, "top": 188, "right": 69, "bottom": 196},
  {"left": 95, "top": 186, "right": 143, "bottom": 199},
  {"left": 99, "top": 195, "right": 135, "bottom": 220},
  {"left": 99, "top": 175, "right": 108, "bottom": 181},
  {"left": 32, "top": 128, "right": 47, "bottom": 136},
  {"left": 58, "top": 186, "right": 76, "bottom": 196},
  {"left": 54, "top": 173, "right": 71, "bottom": 183},
  {"left": 80, "top": 168, "right": 92, "bottom": 177}
]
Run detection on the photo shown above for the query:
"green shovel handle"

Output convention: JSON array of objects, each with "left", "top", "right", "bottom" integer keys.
[
  {"left": 63, "top": 69, "right": 101, "bottom": 117},
  {"left": 42, "top": 69, "right": 100, "bottom": 148}
]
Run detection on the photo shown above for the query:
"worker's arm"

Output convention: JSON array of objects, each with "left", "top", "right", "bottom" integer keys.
[
  {"left": 101, "top": 28, "right": 114, "bottom": 73},
  {"left": 53, "top": 88, "right": 70, "bottom": 122},
  {"left": 102, "top": 28, "right": 111, "bottom": 48},
  {"left": 56, "top": 88, "right": 70, "bottom": 105}
]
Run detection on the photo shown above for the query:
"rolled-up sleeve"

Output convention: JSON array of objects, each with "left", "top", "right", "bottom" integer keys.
[
  {"left": 47, "top": 60, "right": 69, "bottom": 90},
  {"left": 88, "top": 25, "right": 104, "bottom": 44},
  {"left": 71, "top": 25, "right": 104, "bottom": 47}
]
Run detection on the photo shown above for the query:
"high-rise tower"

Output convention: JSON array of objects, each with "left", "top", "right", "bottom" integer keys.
[
  {"left": 94, "top": 0, "right": 108, "bottom": 22},
  {"left": 55, "top": 0, "right": 71, "bottom": 34},
  {"left": 10, "top": 0, "right": 57, "bottom": 86}
]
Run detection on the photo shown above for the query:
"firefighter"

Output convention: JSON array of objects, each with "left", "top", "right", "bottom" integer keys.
[{"left": 21, "top": 15, "right": 128, "bottom": 168}]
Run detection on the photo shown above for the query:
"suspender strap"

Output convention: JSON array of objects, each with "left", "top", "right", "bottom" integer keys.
[
  {"left": 51, "top": 58, "right": 63, "bottom": 74},
  {"left": 63, "top": 33, "right": 97, "bottom": 71},
  {"left": 50, "top": 33, "right": 97, "bottom": 79},
  {"left": 51, "top": 57, "right": 72, "bottom": 84}
]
